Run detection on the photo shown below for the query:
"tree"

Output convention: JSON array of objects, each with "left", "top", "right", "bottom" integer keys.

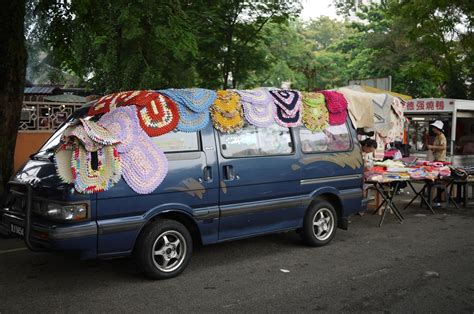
[
  {"left": 246, "top": 18, "right": 355, "bottom": 91},
  {"left": 248, "top": 21, "right": 311, "bottom": 90},
  {"left": 35, "top": 0, "right": 200, "bottom": 93},
  {"left": 300, "top": 17, "right": 354, "bottom": 90},
  {"left": 333, "top": 0, "right": 473, "bottom": 99},
  {"left": 0, "top": 0, "right": 27, "bottom": 195},
  {"left": 33, "top": 0, "right": 302, "bottom": 92},
  {"left": 190, "top": 0, "right": 302, "bottom": 89},
  {"left": 391, "top": 0, "right": 473, "bottom": 98},
  {"left": 301, "top": 16, "right": 351, "bottom": 51}
]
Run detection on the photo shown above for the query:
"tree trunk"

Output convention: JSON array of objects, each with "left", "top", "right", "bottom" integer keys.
[
  {"left": 231, "top": 58, "right": 239, "bottom": 89},
  {"left": 0, "top": 0, "right": 27, "bottom": 196},
  {"left": 221, "top": 9, "right": 237, "bottom": 90},
  {"left": 223, "top": 69, "right": 229, "bottom": 90}
]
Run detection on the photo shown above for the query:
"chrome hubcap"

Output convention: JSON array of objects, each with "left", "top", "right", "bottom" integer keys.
[
  {"left": 312, "top": 208, "right": 334, "bottom": 241},
  {"left": 152, "top": 230, "right": 186, "bottom": 272}
]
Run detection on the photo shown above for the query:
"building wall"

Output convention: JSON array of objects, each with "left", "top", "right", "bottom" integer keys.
[
  {"left": 14, "top": 132, "right": 52, "bottom": 170},
  {"left": 15, "top": 99, "right": 84, "bottom": 171}
]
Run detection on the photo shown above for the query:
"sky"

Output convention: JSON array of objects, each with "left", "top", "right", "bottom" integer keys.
[{"left": 300, "top": 0, "right": 341, "bottom": 21}]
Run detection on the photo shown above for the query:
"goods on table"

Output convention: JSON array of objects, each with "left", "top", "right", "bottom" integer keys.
[{"left": 365, "top": 159, "right": 452, "bottom": 182}]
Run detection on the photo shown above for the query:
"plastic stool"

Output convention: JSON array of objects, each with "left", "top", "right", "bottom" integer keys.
[
  {"left": 425, "top": 182, "right": 448, "bottom": 209},
  {"left": 450, "top": 180, "right": 468, "bottom": 207}
]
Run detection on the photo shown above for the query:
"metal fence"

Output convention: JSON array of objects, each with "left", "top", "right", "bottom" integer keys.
[{"left": 19, "top": 101, "right": 84, "bottom": 132}]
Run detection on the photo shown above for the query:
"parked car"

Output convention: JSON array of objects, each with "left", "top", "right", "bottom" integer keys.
[{"left": 0, "top": 105, "right": 365, "bottom": 279}]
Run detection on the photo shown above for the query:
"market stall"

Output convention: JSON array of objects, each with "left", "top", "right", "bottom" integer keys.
[
  {"left": 405, "top": 98, "right": 474, "bottom": 166},
  {"left": 335, "top": 87, "right": 472, "bottom": 225}
]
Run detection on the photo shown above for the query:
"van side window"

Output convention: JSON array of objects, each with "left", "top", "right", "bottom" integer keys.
[
  {"left": 300, "top": 124, "right": 351, "bottom": 153},
  {"left": 151, "top": 131, "right": 200, "bottom": 153},
  {"left": 219, "top": 124, "right": 293, "bottom": 158}
]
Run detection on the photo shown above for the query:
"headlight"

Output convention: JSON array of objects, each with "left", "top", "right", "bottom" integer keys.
[{"left": 34, "top": 202, "right": 88, "bottom": 221}]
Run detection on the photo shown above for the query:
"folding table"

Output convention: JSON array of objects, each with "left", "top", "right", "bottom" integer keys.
[
  {"left": 403, "top": 178, "right": 459, "bottom": 213},
  {"left": 366, "top": 180, "right": 405, "bottom": 227}
]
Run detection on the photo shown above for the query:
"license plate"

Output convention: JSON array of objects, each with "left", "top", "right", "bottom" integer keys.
[{"left": 10, "top": 224, "right": 24, "bottom": 237}]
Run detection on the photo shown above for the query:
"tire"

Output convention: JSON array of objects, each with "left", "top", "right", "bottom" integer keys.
[
  {"left": 135, "top": 219, "right": 193, "bottom": 280},
  {"left": 301, "top": 200, "right": 338, "bottom": 247}
]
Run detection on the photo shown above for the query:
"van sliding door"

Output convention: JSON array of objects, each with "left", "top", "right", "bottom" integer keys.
[{"left": 215, "top": 125, "right": 304, "bottom": 240}]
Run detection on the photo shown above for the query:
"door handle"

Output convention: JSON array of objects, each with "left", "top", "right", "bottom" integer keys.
[
  {"left": 223, "top": 165, "right": 235, "bottom": 181},
  {"left": 203, "top": 166, "right": 212, "bottom": 182}
]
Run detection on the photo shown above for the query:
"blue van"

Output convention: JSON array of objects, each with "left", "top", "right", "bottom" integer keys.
[{"left": 1, "top": 105, "right": 365, "bottom": 279}]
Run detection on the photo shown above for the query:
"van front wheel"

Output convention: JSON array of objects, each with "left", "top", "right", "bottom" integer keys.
[
  {"left": 136, "top": 219, "right": 192, "bottom": 279},
  {"left": 301, "top": 201, "right": 337, "bottom": 247}
]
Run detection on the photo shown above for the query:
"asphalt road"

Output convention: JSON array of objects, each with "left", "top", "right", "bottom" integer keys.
[{"left": 1, "top": 201, "right": 474, "bottom": 313}]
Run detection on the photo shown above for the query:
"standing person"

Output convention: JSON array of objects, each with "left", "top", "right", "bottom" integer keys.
[
  {"left": 427, "top": 120, "right": 447, "bottom": 206},
  {"left": 427, "top": 120, "right": 447, "bottom": 161}
]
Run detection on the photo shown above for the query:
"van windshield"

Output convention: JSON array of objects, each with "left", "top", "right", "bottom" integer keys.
[{"left": 34, "top": 105, "right": 91, "bottom": 158}]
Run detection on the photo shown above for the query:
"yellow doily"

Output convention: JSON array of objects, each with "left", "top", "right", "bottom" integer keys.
[{"left": 211, "top": 90, "right": 244, "bottom": 133}]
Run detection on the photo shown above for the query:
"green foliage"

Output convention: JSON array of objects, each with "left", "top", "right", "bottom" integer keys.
[
  {"left": 393, "top": 0, "right": 473, "bottom": 98},
  {"left": 32, "top": 0, "right": 302, "bottom": 92},
  {"left": 333, "top": 0, "right": 473, "bottom": 99},
  {"left": 248, "top": 22, "right": 310, "bottom": 89},
  {"left": 302, "top": 16, "right": 351, "bottom": 51},
  {"left": 247, "top": 18, "right": 355, "bottom": 91},
  {"left": 188, "top": 0, "right": 302, "bottom": 89},
  {"left": 34, "top": 0, "right": 200, "bottom": 93},
  {"left": 29, "top": 0, "right": 473, "bottom": 99}
]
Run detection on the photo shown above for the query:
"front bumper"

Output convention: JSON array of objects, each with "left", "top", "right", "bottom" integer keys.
[
  {"left": 1, "top": 212, "right": 98, "bottom": 258},
  {"left": 1, "top": 212, "right": 97, "bottom": 240},
  {"left": 1, "top": 182, "right": 98, "bottom": 259}
]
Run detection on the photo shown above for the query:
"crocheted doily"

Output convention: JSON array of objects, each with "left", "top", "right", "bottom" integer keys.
[
  {"left": 71, "top": 144, "right": 122, "bottom": 194},
  {"left": 98, "top": 106, "right": 141, "bottom": 153},
  {"left": 328, "top": 111, "right": 347, "bottom": 126},
  {"left": 80, "top": 118, "right": 120, "bottom": 146},
  {"left": 236, "top": 88, "right": 275, "bottom": 127},
  {"left": 54, "top": 138, "right": 78, "bottom": 184},
  {"left": 88, "top": 90, "right": 160, "bottom": 116},
  {"left": 137, "top": 93, "right": 179, "bottom": 136},
  {"left": 269, "top": 90, "right": 301, "bottom": 117},
  {"left": 159, "top": 88, "right": 216, "bottom": 113},
  {"left": 302, "top": 92, "right": 329, "bottom": 132},
  {"left": 302, "top": 92, "right": 326, "bottom": 107},
  {"left": 274, "top": 106, "right": 302, "bottom": 128},
  {"left": 236, "top": 88, "right": 272, "bottom": 105},
  {"left": 210, "top": 90, "right": 244, "bottom": 133},
  {"left": 71, "top": 125, "right": 103, "bottom": 152},
  {"left": 120, "top": 133, "right": 168, "bottom": 194},
  {"left": 175, "top": 103, "right": 210, "bottom": 132},
  {"left": 319, "top": 90, "right": 348, "bottom": 113}
]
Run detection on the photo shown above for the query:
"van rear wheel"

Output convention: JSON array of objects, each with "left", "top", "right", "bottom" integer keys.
[
  {"left": 301, "top": 201, "right": 337, "bottom": 247},
  {"left": 136, "top": 219, "right": 192, "bottom": 279}
]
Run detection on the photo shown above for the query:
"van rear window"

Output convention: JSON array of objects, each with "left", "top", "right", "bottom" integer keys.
[
  {"left": 151, "top": 131, "right": 200, "bottom": 153},
  {"left": 219, "top": 124, "right": 293, "bottom": 158},
  {"left": 300, "top": 124, "right": 351, "bottom": 153}
]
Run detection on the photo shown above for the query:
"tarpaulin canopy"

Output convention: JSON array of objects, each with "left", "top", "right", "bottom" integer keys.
[
  {"left": 337, "top": 85, "right": 409, "bottom": 146},
  {"left": 352, "top": 85, "right": 412, "bottom": 101}
]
